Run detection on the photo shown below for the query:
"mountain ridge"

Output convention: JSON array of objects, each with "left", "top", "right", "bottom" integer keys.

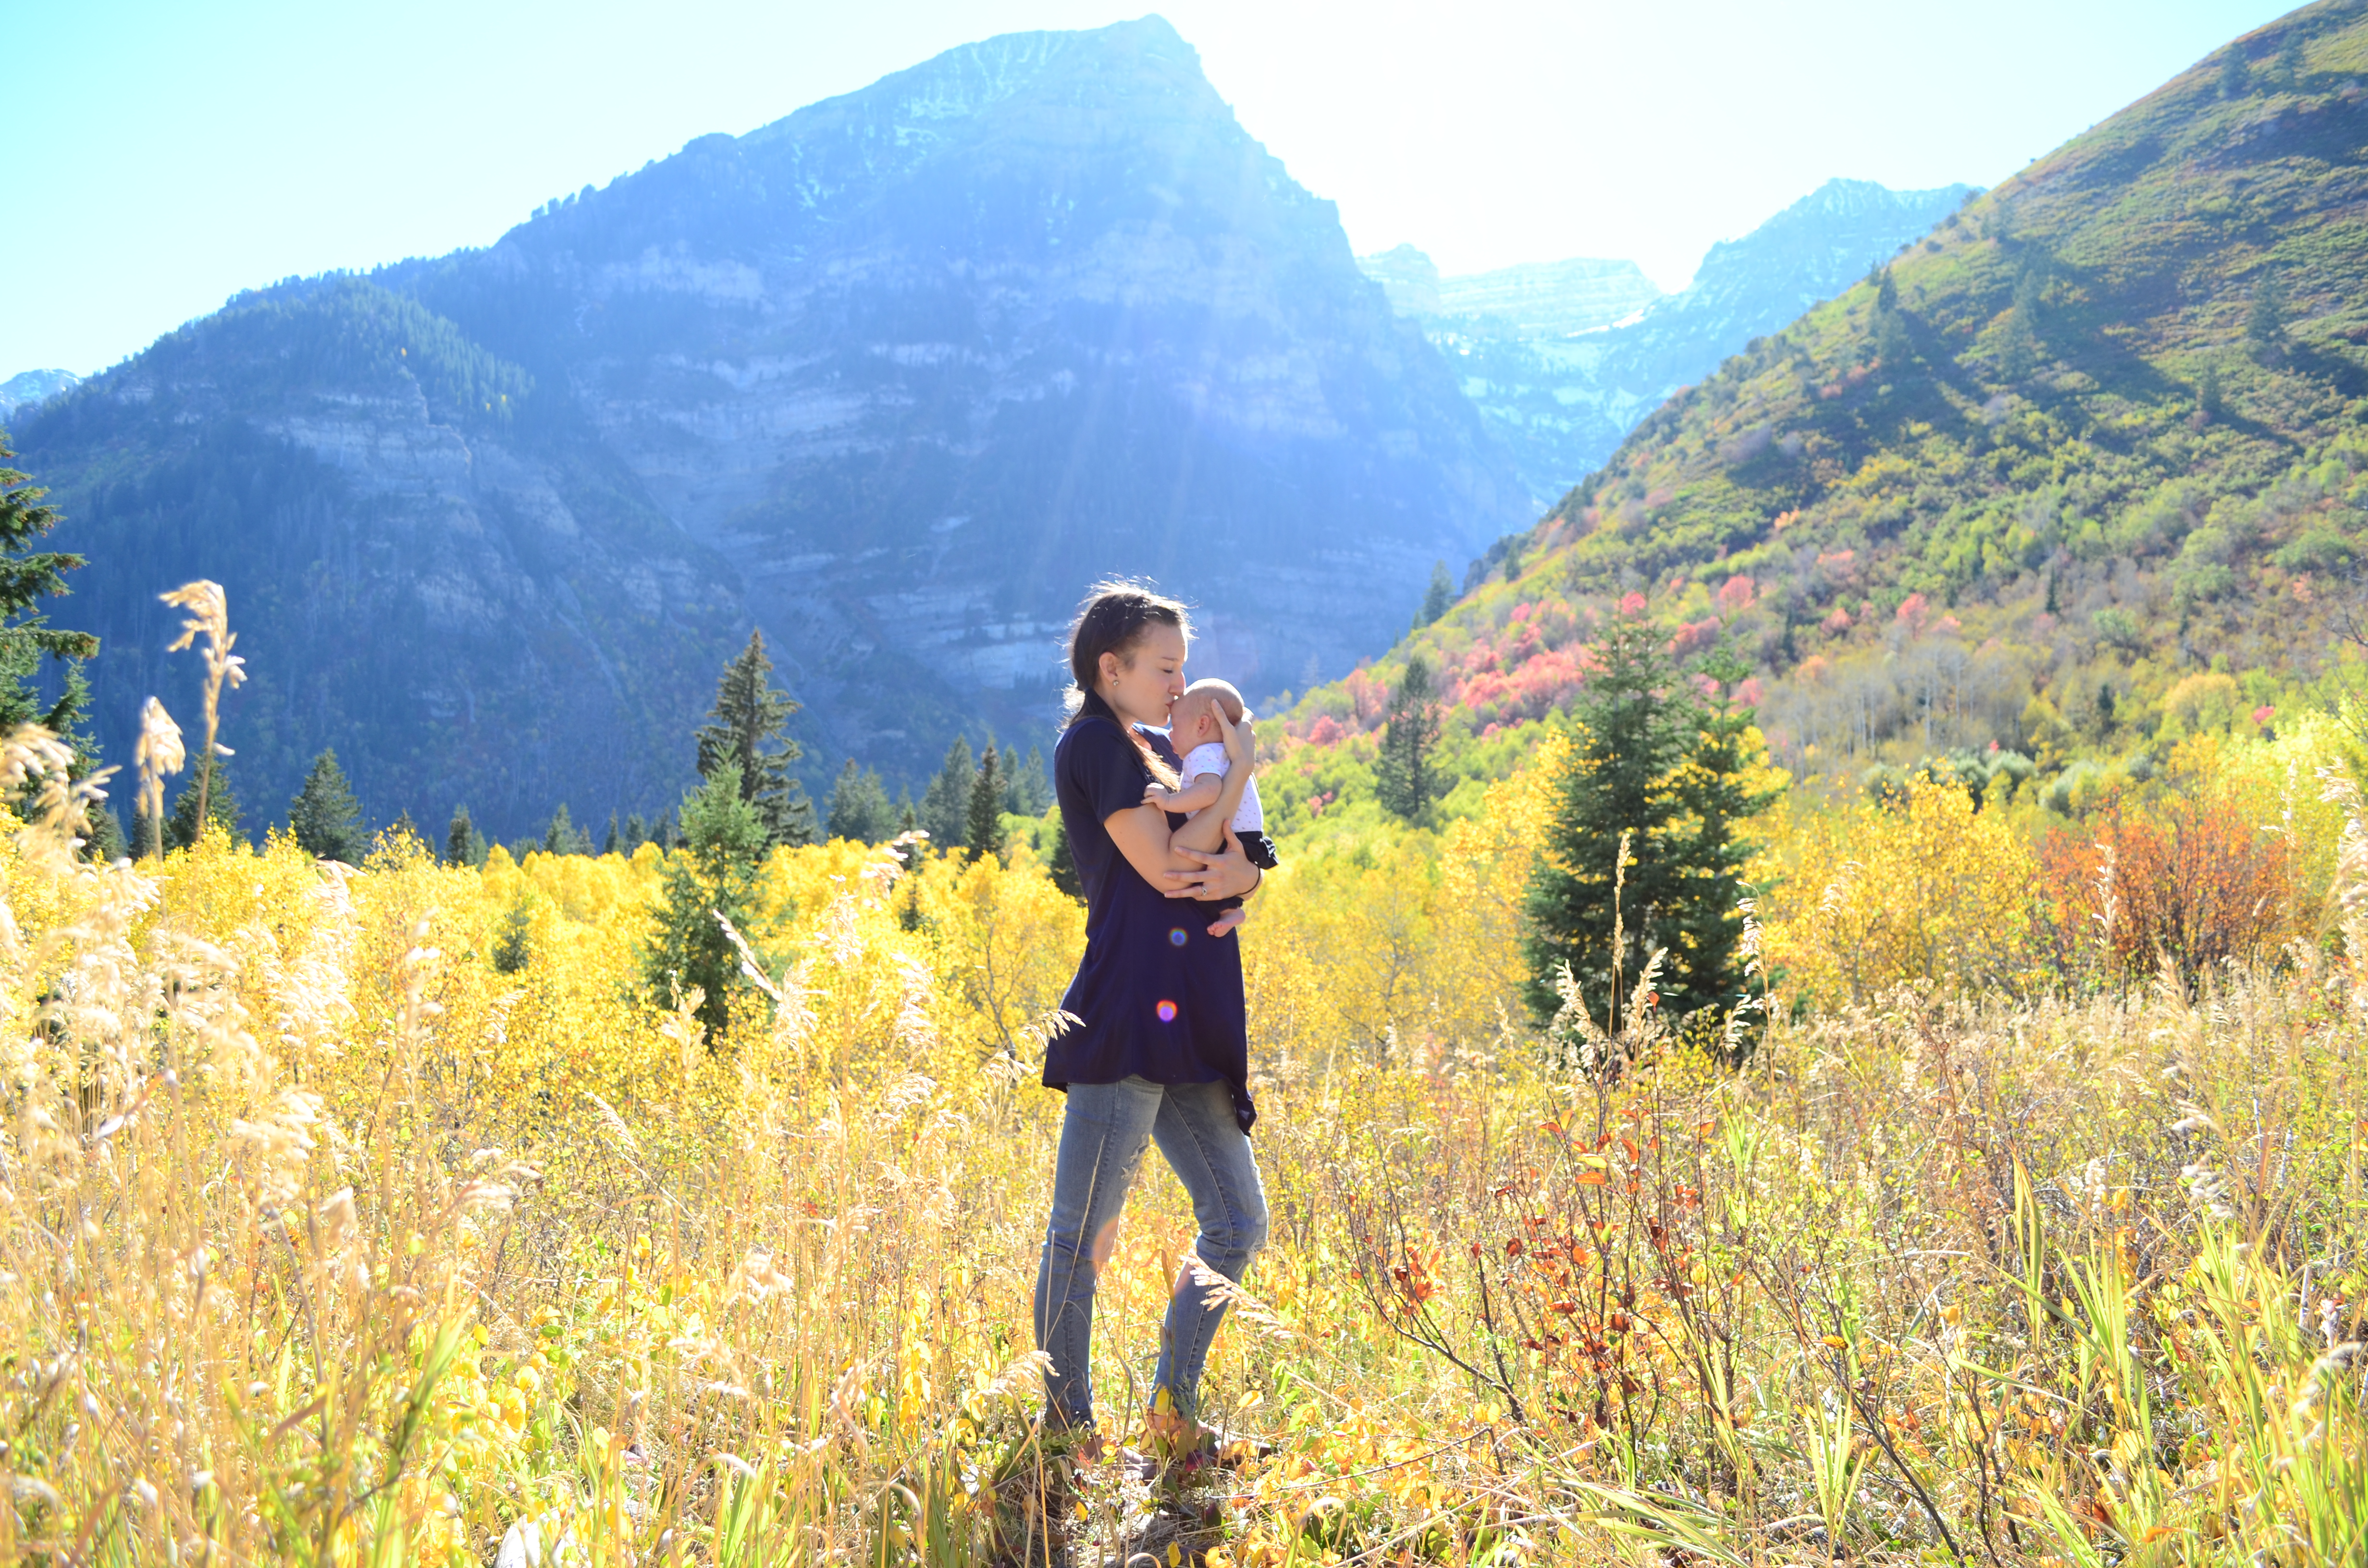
[{"left": 13, "top": 17, "right": 1526, "bottom": 839}]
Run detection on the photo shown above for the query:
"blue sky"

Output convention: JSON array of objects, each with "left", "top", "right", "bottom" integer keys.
[{"left": 9, "top": 0, "right": 2292, "bottom": 377}]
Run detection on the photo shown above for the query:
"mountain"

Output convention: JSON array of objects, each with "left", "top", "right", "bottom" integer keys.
[
  {"left": 1357, "top": 245, "right": 1663, "bottom": 334},
  {"left": 1273, "top": 0, "right": 2368, "bottom": 820},
  {"left": 0, "top": 370, "right": 81, "bottom": 421},
  {"left": 1358, "top": 180, "right": 1977, "bottom": 514},
  {"left": 14, "top": 17, "right": 1527, "bottom": 839}
]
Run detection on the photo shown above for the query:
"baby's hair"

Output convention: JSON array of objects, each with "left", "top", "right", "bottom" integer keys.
[{"left": 1181, "top": 677, "right": 1250, "bottom": 726}]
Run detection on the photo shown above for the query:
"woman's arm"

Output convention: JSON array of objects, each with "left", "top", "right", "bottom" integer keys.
[{"left": 1166, "top": 711, "right": 1253, "bottom": 855}]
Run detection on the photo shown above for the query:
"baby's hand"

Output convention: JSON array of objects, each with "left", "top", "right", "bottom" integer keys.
[
  {"left": 1206, "top": 906, "right": 1246, "bottom": 939},
  {"left": 1144, "top": 782, "right": 1177, "bottom": 808}
]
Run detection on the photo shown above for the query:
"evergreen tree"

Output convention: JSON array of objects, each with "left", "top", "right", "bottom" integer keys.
[
  {"left": 2275, "top": 27, "right": 2306, "bottom": 90},
  {"left": 0, "top": 436, "right": 100, "bottom": 799},
  {"left": 1045, "top": 808, "right": 1082, "bottom": 901},
  {"left": 2198, "top": 361, "right": 2225, "bottom": 421},
  {"left": 1521, "top": 611, "right": 1691, "bottom": 1031},
  {"left": 288, "top": 747, "right": 367, "bottom": 863},
  {"left": 445, "top": 804, "right": 487, "bottom": 867},
  {"left": 623, "top": 812, "right": 650, "bottom": 852},
  {"left": 1373, "top": 655, "right": 1442, "bottom": 821},
  {"left": 2246, "top": 273, "right": 2288, "bottom": 362},
  {"left": 1416, "top": 561, "right": 1455, "bottom": 628},
  {"left": 2220, "top": 48, "right": 2253, "bottom": 98},
  {"left": 825, "top": 758, "right": 897, "bottom": 843},
  {"left": 492, "top": 896, "right": 534, "bottom": 975},
  {"left": 543, "top": 803, "right": 592, "bottom": 857},
  {"left": 966, "top": 742, "right": 1007, "bottom": 859},
  {"left": 1522, "top": 614, "right": 1779, "bottom": 1039},
  {"left": 1667, "top": 652, "right": 1783, "bottom": 1053},
  {"left": 641, "top": 763, "right": 774, "bottom": 1038},
  {"left": 87, "top": 804, "right": 127, "bottom": 862},
  {"left": 388, "top": 809, "right": 420, "bottom": 848},
  {"left": 166, "top": 755, "right": 243, "bottom": 850},
  {"left": 695, "top": 630, "right": 816, "bottom": 847},
  {"left": 918, "top": 735, "right": 973, "bottom": 850},
  {"left": 602, "top": 813, "right": 621, "bottom": 855},
  {"left": 1003, "top": 746, "right": 1053, "bottom": 816}
]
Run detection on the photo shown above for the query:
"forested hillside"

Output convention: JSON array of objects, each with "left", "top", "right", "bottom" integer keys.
[{"left": 1271, "top": 0, "right": 2368, "bottom": 822}]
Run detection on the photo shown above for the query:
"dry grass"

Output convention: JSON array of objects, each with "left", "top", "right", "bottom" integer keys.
[{"left": 0, "top": 590, "right": 2359, "bottom": 1565}]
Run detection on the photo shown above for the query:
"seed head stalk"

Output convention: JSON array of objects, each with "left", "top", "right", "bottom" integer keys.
[{"left": 160, "top": 580, "right": 246, "bottom": 841}]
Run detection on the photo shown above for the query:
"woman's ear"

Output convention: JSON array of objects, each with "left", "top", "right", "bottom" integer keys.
[{"left": 1098, "top": 649, "right": 1123, "bottom": 689}]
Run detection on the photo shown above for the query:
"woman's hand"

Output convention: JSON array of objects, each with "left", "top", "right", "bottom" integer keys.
[
  {"left": 1161, "top": 827, "right": 1262, "bottom": 912},
  {"left": 1211, "top": 706, "right": 1257, "bottom": 773}
]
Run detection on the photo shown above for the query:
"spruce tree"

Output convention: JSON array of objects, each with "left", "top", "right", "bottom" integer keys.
[
  {"left": 825, "top": 758, "right": 896, "bottom": 843},
  {"left": 445, "top": 804, "right": 487, "bottom": 867},
  {"left": 166, "top": 755, "right": 243, "bottom": 849},
  {"left": 641, "top": 763, "right": 775, "bottom": 1038},
  {"left": 543, "top": 803, "right": 588, "bottom": 857},
  {"left": 695, "top": 630, "right": 816, "bottom": 848},
  {"left": 2246, "top": 273, "right": 2288, "bottom": 363},
  {"left": 1667, "top": 652, "right": 1782, "bottom": 1050},
  {"left": 1373, "top": 655, "right": 1442, "bottom": 821},
  {"left": 288, "top": 748, "right": 367, "bottom": 863},
  {"left": 966, "top": 742, "right": 1007, "bottom": 858},
  {"left": 1003, "top": 746, "right": 1052, "bottom": 816},
  {"left": 1521, "top": 610, "right": 1691, "bottom": 1031},
  {"left": 1045, "top": 808, "right": 1082, "bottom": 901},
  {"left": 918, "top": 735, "right": 973, "bottom": 850},
  {"left": 1522, "top": 613, "right": 1779, "bottom": 1038},
  {"left": 603, "top": 813, "right": 621, "bottom": 855},
  {"left": 623, "top": 812, "right": 650, "bottom": 852},
  {"left": 1416, "top": 561, "right": 1455, "bottom": 628},
  {"left": 0, "top": 434, "right": 99, "bottom": 747}
]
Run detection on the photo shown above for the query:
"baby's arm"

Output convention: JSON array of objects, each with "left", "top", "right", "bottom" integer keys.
[{"left": 1146, "top": 771, "right": 1228, "bottom": 814}]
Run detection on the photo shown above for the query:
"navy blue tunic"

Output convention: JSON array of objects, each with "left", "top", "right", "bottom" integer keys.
[{"left": 1043, "top": 714, "right": 1255, "bottom": 1131}]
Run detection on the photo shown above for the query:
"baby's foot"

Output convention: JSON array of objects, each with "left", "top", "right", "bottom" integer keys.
[{"left": 1206, "top": 907, "right": 1246, "bottom": 939}]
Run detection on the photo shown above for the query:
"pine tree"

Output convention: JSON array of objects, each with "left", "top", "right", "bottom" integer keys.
[
  {"left": 641, "top": 763, "right": 775, "bottom": 1039},
  {"left": 1666, "top": 653, "right": 1782, "bottom": 1053},
  {"left": 0, "top": 434, "right": 99, "bottom": 744},
  {"left": 2246, "top": 273, "right": 2288, "bottom": 363},
  {"left": 1416, "top": 561, "right": 1455, "bottom": 629},
  {"left": 166, "top": 755, "right": 243, "bottom": 850},
  {"left": 825, "top": 758, "right": 896, "bottom": 843},
  {"left": 603, "top": 813, "right": 621, "bottom": 855},
  {"left": 1373, "top": 655, "right": 1442, "bottom": 821},
  {"left": 623, "top": 812, "right": 650, "bottom": 852},
  {"left": 543, "top": 803, "right": 589, "bottom": 857},
  {"left": 1522, "top": 613, "right": 1779, "bottom": 1039},
  {"left": 1003, "top": 746, "right": 1053, "bottom": 816},
  {"left": 288, "top": 748, "right": 367, "bottom": 863},
  {"left": 492, "top": 896, "right": 534, "bottom": 975},
  {"left": 966, "top": 742, "right": 1007, "bottom": 859},
  {"left": 445, "top": 804, "right": 487, "bottom": 867},
  {"left": 918, "top": 735, "right": 973, "bottom": 850},
  {"left": 1521, "top": 611, "right": 1690, "bottom": 1031},
  {"left": 695, "top": 630, "right": 816, "bottom": 848}
]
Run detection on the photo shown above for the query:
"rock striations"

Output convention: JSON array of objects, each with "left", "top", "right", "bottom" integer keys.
[{"left": 12, "top": 17, "right": 1527, "bottom": 836}]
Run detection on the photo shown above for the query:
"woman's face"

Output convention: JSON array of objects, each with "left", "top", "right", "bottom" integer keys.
[{"left": 1098, "top": 622, "right": 1187, "bottom": 727}]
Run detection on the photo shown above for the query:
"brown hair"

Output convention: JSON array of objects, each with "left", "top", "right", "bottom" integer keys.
[{"left": 1065, "top": 579, "right": 1187, "bottom": 785}]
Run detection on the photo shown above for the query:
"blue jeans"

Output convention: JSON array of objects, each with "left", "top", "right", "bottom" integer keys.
[{"left": 1034, "top": 1077, "right": 1269, "bottom": 1429}]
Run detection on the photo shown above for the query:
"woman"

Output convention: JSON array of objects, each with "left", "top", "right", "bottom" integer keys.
[{"left": 1035, "top": 581, "right": 1270, "bottom": 1462}]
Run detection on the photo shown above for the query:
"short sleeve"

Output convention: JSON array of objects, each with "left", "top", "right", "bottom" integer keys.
[
  {"left": 1180, "top": 743, "right": 1227, "bottom": 784},
  {"left": 1065, "top": 720, "right": 1149, "bottom": 826}
]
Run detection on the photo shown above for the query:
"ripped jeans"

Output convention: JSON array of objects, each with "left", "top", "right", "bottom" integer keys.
[{"left": 1034, "top": 1077, "right": 1270, "bottom": 1430}]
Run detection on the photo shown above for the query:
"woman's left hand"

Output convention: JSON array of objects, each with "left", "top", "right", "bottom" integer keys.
[
  {"left": 1162, "top": 827, "right": 1261, "bottom": 913},
  {"left": 1211, "top": 706, "right": 1257, "bottom": 772}
]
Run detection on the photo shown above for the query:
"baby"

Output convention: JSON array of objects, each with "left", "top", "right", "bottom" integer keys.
[{"left": 1146, "top": 677, "right": 1273, "bottom": 936}]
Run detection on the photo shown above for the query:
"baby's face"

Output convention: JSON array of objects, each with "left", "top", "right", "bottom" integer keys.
[{"left": 1170, "top": 694, "right": 1218, "bottom": 742}]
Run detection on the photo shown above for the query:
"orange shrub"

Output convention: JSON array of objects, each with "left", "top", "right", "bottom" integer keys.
[{"left": 2038, "top": 789, "right": 2300, "bottom": 980}]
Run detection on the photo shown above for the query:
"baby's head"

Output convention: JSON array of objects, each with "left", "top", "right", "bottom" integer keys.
[{"left": 1171, "top": 678, "right": 1248, "bottom": 745}]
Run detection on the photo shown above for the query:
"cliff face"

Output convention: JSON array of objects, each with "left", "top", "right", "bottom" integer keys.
[
  {"left": 19, "top": 17, "right": 1526, "bottom": 835},
  {"left": 1363, "top": 180, "right": 1978, "bottom": 512}
]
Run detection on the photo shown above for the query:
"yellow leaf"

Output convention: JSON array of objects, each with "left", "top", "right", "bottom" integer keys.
[{"left": 1821, "top": 1335, "right": 1848, "bottom": 1349}]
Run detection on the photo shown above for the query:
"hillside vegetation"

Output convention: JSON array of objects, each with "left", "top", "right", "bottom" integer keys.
[{"left": 1270, "top": 0, "right": 2368, "bottom": 825}]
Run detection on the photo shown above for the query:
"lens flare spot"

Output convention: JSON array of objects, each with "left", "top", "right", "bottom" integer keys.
[
  {"left": 1155, "top": 999, "right": 1178, "bottom": 1023},
  {"left": 1169, "top": 927, "right": 1189, "bottom": 947}
]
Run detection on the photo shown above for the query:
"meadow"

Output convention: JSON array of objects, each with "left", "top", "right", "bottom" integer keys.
[{"left": 0, "top": 662, "right": 2362, "bottom": 1565}]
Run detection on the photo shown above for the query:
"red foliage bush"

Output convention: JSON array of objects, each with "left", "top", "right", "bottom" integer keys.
[{"left": 2037, "top": 790, "right": 2299, "bottom": 981}]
